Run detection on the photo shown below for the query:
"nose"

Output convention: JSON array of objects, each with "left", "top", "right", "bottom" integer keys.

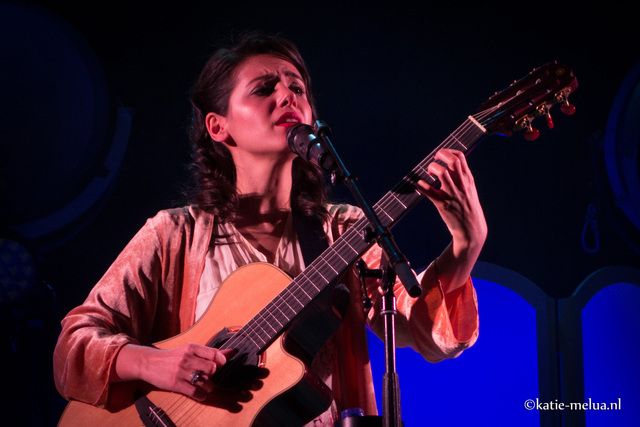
[{"left": 278, "top": 84, "right": 298, "bottom": 108}]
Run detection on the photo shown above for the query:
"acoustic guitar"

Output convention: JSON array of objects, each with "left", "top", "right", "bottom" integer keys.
[{"left": 58, "top": 61, "right": 578, "bottom": 426}]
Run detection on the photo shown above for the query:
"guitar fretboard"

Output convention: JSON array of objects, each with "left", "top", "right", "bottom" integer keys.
[{"left": 224, "top": 116, "right": 487, "bottom": 355}]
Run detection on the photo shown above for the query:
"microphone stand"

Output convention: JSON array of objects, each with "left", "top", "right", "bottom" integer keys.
[{"left": 312, "top": 121, "right": 418, "bottom": 427}]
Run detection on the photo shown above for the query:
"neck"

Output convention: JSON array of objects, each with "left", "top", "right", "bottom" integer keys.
[{"left": 233, "top": 153, "right": 294, "bottom": 216}]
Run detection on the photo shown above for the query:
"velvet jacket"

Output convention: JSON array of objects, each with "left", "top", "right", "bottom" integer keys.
[{"left": 53, "top": 204, "right": 479, "bottom": 416}]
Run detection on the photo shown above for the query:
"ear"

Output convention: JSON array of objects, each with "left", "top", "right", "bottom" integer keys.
[{"left": 205, "top": 112, "right": 229, "bottom": 142}]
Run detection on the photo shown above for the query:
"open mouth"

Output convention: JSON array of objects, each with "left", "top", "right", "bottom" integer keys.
[{"left": 275, "top": 112, "right": 302, "bottom": 127}]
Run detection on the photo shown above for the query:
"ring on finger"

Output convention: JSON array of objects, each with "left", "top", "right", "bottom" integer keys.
[{"left": 190, "top": 370, "right": 204, "bottom": 385}]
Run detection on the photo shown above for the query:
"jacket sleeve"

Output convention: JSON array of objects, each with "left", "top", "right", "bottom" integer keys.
[
  {"left": 361, "top": 242, "right": 479, "bottom": 362},
  {"left": 53, "top": 214, "right": 168, "bottom": 407},
  {"left": 328, "top": 204, "right": 479, "bottom": 363}
]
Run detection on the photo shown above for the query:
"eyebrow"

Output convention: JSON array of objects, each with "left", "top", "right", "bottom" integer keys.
[{"left": 247, "top": 70, "right": 304, "bottom": 86}]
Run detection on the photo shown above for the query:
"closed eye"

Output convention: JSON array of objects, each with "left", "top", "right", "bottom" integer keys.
[
  {"left": 251, "top": 81, "right": 276, "bottom": 96},
  {"left": 252, "top": 82, "right": 305, "bottom": 98}
]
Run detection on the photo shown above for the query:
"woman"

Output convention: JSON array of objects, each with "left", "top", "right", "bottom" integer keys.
[{"left": 54, "top": 32, "right": 487, "bottom": 425}]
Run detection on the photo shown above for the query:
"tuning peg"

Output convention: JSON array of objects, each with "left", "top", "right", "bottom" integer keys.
[
  {"left": 546, "top": 114, "right": 554, "bottom": 129},
  {"left": 524, "top": 122, "right": 540, "bottom": 141},
  {"left": 556, "top": 90, "right": 576, "bottom": 115},
  {"left": 560, "top": 99, "right": 576, "bottom": 115},
  {"left": 544, "top": 106, "right": 554, "bottom": 129}
]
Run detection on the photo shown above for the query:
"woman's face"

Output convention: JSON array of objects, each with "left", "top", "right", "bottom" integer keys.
[{"left": 217, "top": 54, "right": 313, "bottom": 159}]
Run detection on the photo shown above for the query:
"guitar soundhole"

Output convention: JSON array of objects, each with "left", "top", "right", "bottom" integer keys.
[{"left": 207, "top": 327, "right": 268, "bottom": 391}]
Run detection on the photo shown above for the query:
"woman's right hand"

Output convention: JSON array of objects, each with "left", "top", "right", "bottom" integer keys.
[{"left": 113, "top": 343, "right": 236, "bottom": 401}]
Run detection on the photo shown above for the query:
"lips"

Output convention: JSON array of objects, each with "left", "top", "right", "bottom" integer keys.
[{"left": 275, "top": 112, "right": 302, "bottom": 127}]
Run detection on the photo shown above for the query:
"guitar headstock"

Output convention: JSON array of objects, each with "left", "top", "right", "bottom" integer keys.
[{"left": 473, "top": 61, "right": 578, "bottom": 140}]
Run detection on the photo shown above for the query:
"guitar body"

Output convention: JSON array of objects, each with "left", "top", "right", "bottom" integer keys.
[{"left": 59, "top": 263, "right": 337, "bottom": 426}]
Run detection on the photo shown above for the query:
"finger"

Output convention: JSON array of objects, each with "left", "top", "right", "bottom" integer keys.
[
  {"left": 221, "top": 348, "right": 237, "bottom": 356},
  {"left": 196, "top": 348, "right": 238, "bottom": 382},
  {"left": 436, "top": 148, "right": 464, "bottom": 165},
  {"left": 188, "top": 343, "right": 235, "bottom": 367},
  {"left": 184, "top": 371, "right": 213, "bottom": 401},
  {"left": 435, "top": 149, "right": 469, "bottom": 188},
  {"left": 191, "top": 385, "right": 209, "bottom": 401},
  {"left": 198, "top": 378, "right": 215, "bottom": 394},
  {"left": 189, "top": 368, "right": 216, "bottom": 393},
  {"left": 203, "top": 348, "right": 235, "bottom": 373},
  {"left": 216, "top": 348, "right": 238, "bottom": 365},
  {"left": 416, "top": 179, "right": 440, "bottom": 199},
  {"left": 427, "top": 159, "right": 456, "bottom": 193},
  {"left": 445, "top": 150, "right": 476, "bottom": 185}
]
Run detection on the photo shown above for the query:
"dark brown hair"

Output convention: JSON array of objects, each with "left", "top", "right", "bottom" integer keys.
[{"left": 185, "top": 32, "right": 328, "bottom": 222}]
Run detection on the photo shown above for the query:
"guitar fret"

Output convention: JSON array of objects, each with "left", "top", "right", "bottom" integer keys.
[
  {"left": 291, "top": 284, "right": 312, "bottom": 302},
  {"left": 387, "top": 192, "right": 408, "bottom": 209},
  {"left": 305, "top": 269, "right": 325, "bottom": 288},
  {"left": 256, "top": 300, "right": 294, "bottom": 335},
  {"left": 449, "top": 134, "right": 467, "bottom": 151},
  {"left": 375, "top": 205, "right": 394, "bottom": 224},
  {"left": 238, "top": 328, "right": 264, "bottom": 348},
  {"left": 255, "top": 329, "right": 272, "bottom": 346},
  {"left": 282, "top": 286, "right": 305, "bottom": 307},
  {"left": 331, "top": 247, "right": 349, "bottom": 264},
  {"left": 320, "top": 254, "right": 340, "bottom": 273},
  {"left": 337, "top": 234, "right": 361, "bottom": 257},
  {"left": 253, "top": 328, "right": 273, "bottom": 346},
  {"left": 319, "top": 251, "right": 345, "bottom": 274},
  {"left": 316, "top": 260, "right": 339, "bottom": 278},
  {"left": 297, "top": 283, "right": 319, "bottom": 302},
  {"left": 259, "top": 318, "right": 279, "bottom": 334},
  {"left": 376, "top": 199, "right": 399, "bottom": 228},
  {"left": 250, "top": 309, "right": 273, "bottom": 332},
  {"left": 275, "top": 296, "right": 297, "bottom": 320},
  {"left": 379, "top": 194, "right": 410, "bottom": 222},
  {"left": 307, "top": 265, "right": 329, "bottom": 284},
  {"left": 265, "top": 312, "right": 288, "bottom": 333},
  {"left": 414, "top": 162, "right": 429, "bottom": 178},
  {"left": 268, "top": 307, "right": 286, "bottom": 327}
]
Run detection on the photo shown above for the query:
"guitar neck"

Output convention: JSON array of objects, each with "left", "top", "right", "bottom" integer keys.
[
  {"left": 223, "top": 116, "right": 487, "bottom": 355},
  {"left": 376, "top": 115, "right": 487, "bottom": 223}
]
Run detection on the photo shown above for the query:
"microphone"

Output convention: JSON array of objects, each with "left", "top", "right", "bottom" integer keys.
[{"left": 286, "top": 123, "right": 337, "bottom": 171}]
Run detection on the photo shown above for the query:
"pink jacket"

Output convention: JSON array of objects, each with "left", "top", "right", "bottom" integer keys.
[{"left": 53, "top": 205, "right": 479, "bottom": 415}]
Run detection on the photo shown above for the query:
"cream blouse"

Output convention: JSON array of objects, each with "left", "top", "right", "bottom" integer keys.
[
  {"left": 195, "top": 212, "right": 306, "bottom": 321},
  {"left": 196, "top": 212, "right": 340, "bottom": 425}
]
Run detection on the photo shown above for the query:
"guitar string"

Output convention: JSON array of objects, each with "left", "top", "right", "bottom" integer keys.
[
  {"left": 227, "top": 222, "right": 364, "bottom": 351},
  {"left": 371, "top": 114, "right": 491, "bottom": 224},
  {"left": 154, "top": 370, "right": 233, "bottom": 426},
  {"left": 112, "top": 109, "right": 497, "bottom": 426},
  {"left": 168, "top": 394, "right": 198, "bottom": 425},
  {"left": 221, "top": 120, "right": 482, "bottom": 343},
  {"left": 177, "top": 395, "right": 208, "bottom": 426},
  {"left": 175, "top": 85, "right": 559, "bottom": 415},
  {"left": 244, "top": 113, "right": 487, "bottom": 334},
  {"left": 376, "top": 117, "right": 484, "bottom": 218},
  {"left": 212, "top": 229, "right": 371, "bottom": 356},
  {"left": 215, "top": 113, "right": 492, "bottom": 354},
  {"left": 152, "top": 392, "right": 192, "bottom": 426},
  {"left": 142, "top": 110, "right": 499, "bottom": 421},
  {"left": 208, "top": 226, "right": 365, "bottom": 386},
  {"left": 205, "top": 109, "right": 496, "bottom": 388}
]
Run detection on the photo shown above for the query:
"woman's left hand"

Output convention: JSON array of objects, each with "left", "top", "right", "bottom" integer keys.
[{"left": 417, "top": 149, "right": 487, "bottom": 258}]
